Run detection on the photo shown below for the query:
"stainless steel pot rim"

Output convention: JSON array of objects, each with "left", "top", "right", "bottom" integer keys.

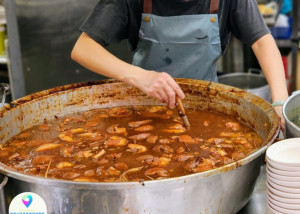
[
  {"left": 283, "top": 91, "right": 300, "bottom": 132},
  {"left": 0, "top": 143, "right": 273, "bottom": 189},
  {"left": 0, "top": 175, "right": 8, "bottom": 189},
  {"left": 0, "top": 79, "right": 273, "bottom": 116}
]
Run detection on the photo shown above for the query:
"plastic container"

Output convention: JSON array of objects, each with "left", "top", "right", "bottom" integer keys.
[
  {"left": 0, "top": 25, "right": 6, "bottom": 56},
  {"left": 270, "top": 17, "right": 293, "bottom": 39},
  {"left": 0, "top": 5, "right": 6, "bottom": 25}
]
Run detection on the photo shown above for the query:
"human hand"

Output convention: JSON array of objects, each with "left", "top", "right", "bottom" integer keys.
[{"left": 136, "top": 70, "right": 185, "bottom": 109}]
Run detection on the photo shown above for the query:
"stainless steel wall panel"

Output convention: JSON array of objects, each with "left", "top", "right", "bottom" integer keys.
[{"left": 6, "top": 0, "right": 133, "bottom": 96}]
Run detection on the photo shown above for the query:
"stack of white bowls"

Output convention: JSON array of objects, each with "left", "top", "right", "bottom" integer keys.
[{"left": 266, "top": 138, "right": 300, "bottom": 214}]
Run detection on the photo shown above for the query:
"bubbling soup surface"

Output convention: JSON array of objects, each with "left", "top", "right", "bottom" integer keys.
[{"left": 0, "top": 106, "right": 263, "bottom": 182}]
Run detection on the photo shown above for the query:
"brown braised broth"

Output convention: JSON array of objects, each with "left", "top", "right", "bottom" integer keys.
[{"left": 0, "top": 106, "right": 263, "bottom": 182}]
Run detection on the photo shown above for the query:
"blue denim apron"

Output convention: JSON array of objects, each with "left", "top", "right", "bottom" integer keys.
[{"left": 132, "top": 0, "right": 221, "bottom": 82}]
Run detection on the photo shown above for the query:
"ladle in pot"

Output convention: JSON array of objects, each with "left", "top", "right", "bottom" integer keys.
[{"left": 175, "top": 97, "right": 191, "bottom": 129}]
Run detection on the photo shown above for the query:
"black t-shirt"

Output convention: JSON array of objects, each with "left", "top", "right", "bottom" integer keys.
[{"left": 80, "top": 0, "right": 269, "bottom": 52}]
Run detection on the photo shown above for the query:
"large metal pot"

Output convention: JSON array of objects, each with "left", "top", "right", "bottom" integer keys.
[
  {"left": 218, "top": 69, "right": 271, "bottom": 102},
  {"left": 0, "top": 79, "right": 280, "bottom": 214},
  {"left": 283, "top": 90, "right": 300, "bottom": 138}
]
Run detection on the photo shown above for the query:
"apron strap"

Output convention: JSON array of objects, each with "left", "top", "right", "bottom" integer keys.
[
  {"left": 143, "top": 0, "right": 152, "bottom": 14},
  {"left": 209, "top": 0, "right": 219, "bottom": 14}
]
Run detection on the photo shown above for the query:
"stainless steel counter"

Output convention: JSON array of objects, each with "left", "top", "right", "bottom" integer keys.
[{"left": 238, "top": 164, "right": 271, "bottom": 214}]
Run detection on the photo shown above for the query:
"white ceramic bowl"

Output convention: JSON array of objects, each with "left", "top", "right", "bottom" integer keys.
[
  {"left": 268, "top": 164, "right": 300, "bottom": 177},
  {"left": 268, "top": 193, "right": 300, "bottom": 210},
  {"left": 267, "top": 138, "right": 300, "bottom": 166},
  {"left": 267, "top": 167, "right": 300, "bottom": 182},
  {"left": 267, "top": 158, "right": 300, "bottom": 171},
  {"left": 267, "top": 182, "right": 300, "bottom": 199},
  {"left": 268, "top": 174, "right": 300, "bottom": 188},
  {"left": 268, "top": 191, "right": 300, "bottom": 204},
  {"left": 268, "top": 200, "right": 300, "bottom": 214},
  {"left": 268, "top": 179, "right": 300, "bottom": 194}
]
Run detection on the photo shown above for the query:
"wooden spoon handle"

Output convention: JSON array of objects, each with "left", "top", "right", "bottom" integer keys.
[
  {"left": 175, "top": 97, "right": 191, "bottom": 129},
  {"left": 176, "top": 97, "right": 185, "bottom": 116}
]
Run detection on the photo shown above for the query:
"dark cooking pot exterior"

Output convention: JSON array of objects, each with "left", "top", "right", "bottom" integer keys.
[{"left": 0, "top": 79, "right": 280, "bottom": 214}]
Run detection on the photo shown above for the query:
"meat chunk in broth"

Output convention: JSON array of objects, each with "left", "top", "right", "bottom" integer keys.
[{"left": 0, "top": 105, "right": 263, "bottom": 182}]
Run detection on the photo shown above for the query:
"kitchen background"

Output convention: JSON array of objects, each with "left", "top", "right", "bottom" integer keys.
[
  {"left": 0, "top": 0, "right": 299, "bottom": 102},
  {"left": 0, "top": 1, "right": 299, "bottom": 213}
]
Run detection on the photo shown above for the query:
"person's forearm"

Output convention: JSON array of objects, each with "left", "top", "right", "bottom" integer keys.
[
  {"left": 251, "top": 33, "right": 289, "bottom": 103},
  {"left": 71, "top": 32, "right": 144, "bottom": 88},
  {"left": 71, "top": 32, "right": 185, "bottom": 108}
]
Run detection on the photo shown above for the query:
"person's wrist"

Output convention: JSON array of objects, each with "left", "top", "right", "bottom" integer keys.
[
  {"left": 121, "top": 66, "right": 145, "bottom": 87},
  {"left": 272, "top": 100, "right": 286, "bottom": 107}
]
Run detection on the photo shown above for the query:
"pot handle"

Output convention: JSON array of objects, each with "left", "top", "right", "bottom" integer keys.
[
  {"left": 0, "top": 175, "right": 8, "bottom": 189},
  {"left": 0, "top": 175, "right": 8, "bottom": 214},
  {"left": 247, "top": 68, "right": 264, "bottom": 76},
  {"left": 0, "top": 83, "right": 9, "bottom": 108}
]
